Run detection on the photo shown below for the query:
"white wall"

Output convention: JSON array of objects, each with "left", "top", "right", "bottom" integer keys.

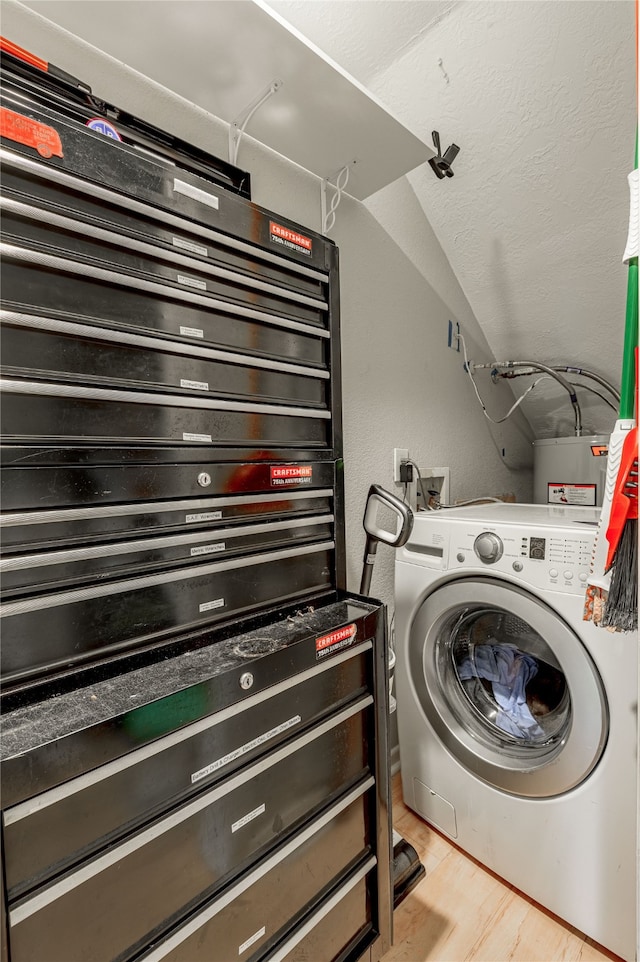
[{"left": 3, "top": 1, "right": 533, "bottom": 617}]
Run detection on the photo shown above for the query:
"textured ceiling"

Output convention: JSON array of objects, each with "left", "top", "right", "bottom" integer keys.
[{"left": 271, "top": 0, "right": 636, "bottom": 440}]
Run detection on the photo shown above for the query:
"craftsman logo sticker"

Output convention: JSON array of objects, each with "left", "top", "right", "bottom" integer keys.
[
  {"left": 269, "top": 221, "right": 312, "bottom": 256},
  {"left": 270, "top": 465, "right": 313, "bottom": 486},
  {"left": 316, "top": 623, "right": 357, "bottom": 658},
  {"left": 548, "top": 483, "right": 597, "bottom": 506},
  {"left": 191, "top": 715, "right": 301, "bottom": 783},
  {"left": 86, "top": 117, "right": 122, "bottom": 141},
  {"left": 0, "top": 106, "right": 63, "bottom": 158},
  {"left": 590, "top": 445, "right": 608, "bottom": 457}
]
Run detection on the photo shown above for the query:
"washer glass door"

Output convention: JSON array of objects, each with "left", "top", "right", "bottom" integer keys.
[{"left": 409, "top": 577, "right": 607, "bottom": 797}]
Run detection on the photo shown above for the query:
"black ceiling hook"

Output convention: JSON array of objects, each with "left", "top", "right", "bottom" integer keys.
[{"left": 428, "top": 130, "right": 460, "bottom": 179}]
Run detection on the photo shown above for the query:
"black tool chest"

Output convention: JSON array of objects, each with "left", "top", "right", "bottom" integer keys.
[{"left": 0, "top": 48, "right": 392, "bottom": 962}]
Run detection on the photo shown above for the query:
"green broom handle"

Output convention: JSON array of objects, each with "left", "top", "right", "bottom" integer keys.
[
  {"left": 619, "top": 132, "right": 638, "bottom": 420},
  {"left": 620, "top": 261, "right": 638, "bottom": 419}
]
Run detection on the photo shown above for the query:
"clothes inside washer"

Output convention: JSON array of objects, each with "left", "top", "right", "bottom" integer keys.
[{"left": 457, "top": 643, "right": 565, "bottom": 740}]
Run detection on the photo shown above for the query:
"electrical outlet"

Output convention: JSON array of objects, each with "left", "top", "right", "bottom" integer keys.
[
  {"left": 393, "top": 448, "right": 409, "bottom": 483},
  {"left": 447, "top": 320, "right": 460, "bottom": 351}
]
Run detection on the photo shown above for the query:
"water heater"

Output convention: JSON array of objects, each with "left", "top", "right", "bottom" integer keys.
[{"left": 533, "top": 435, "right": 609, "bottom": 507}]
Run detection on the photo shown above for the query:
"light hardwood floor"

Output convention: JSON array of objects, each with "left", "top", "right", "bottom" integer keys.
[{"left": 383, "top": 774, "right": 623, "bottom": 962}]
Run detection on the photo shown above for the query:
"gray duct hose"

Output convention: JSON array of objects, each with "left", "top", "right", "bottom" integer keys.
[
  {"left": 551, "top": 366, "right": 620, "bottom": 405},
  {"left": 485, "top": 360, "right": 582, "bottom": 436}
]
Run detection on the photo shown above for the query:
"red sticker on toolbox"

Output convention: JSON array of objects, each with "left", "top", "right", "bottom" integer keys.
[
  {"left": 269, "top": 221, "right": 312, "bottom": 256},
  {"left": 270, "top": 465, "right": 312, "bottom": 486},
  {"left": 316, "top": 624, "right": 357, "bottom": 656},
  {"left": 0, "top": 107, "right": 63, "bottom": 158}
]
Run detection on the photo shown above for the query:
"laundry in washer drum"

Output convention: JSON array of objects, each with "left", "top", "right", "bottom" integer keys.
[{"left": 452, "top": 611, "right": 569, "bottom": 743}]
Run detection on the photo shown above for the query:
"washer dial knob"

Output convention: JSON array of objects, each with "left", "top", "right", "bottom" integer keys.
[{"left": 474, "top": 532, "right": 504, "bottom": 564}]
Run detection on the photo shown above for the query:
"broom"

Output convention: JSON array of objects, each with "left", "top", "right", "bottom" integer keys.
[
  {"left": 601, "top": 346, "right": 637, "bottom": 630},
  {"left": 585, "top": 138, "right": 638, "bottom": 631}
]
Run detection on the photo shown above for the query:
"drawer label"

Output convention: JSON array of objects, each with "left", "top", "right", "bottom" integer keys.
[
  {"left": 232, "top": 803, "right": 266, "bottom": 834},
  {"left": 180, "top": 378, "right": 209, "bottom": 391},
  {"left": 173, "top": 236, "right": 208, "bottom": 257},
  {"left": 179, "top": 326, "right": 204, "bottom": 339},
  {"left": 199, "top": 598, "right": 225, "bottom": 613},
  {"left": 270, "top": 465, "right": 313, "bottom": 486},
  {"left": 173, "top": 178, "right": 220, "bottom": 210},
  {"left": 238, "top": 926, "right": 266, "bottom": 955},
  {"left": 177, "top": 273, "right": 207, "bottom": 291},
  {"left": 183, "top": 432, "right": 212, "bottom": 443},
  {"left": 191, "top": 542, "right": 225, "bottom": 556},
  {"left": 191, "top": 714, "right": 302, "bottom": 784},
  {"left": 316, "top": 623, "right": 357, "bottom": 658},
  {"left": 186, "top": 511, "right": 222, "bottom": 523}
]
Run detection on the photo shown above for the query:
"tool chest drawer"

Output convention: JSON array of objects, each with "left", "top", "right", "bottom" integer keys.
[
  {"left": 0, "top": 378, "right": 331, "bottom": 449},
  {"left": 0, "top": 312, "right": 328, "bottom": 407},
  {"left": 0, "top": 157, "right": 321, "bottom": 301},
  {"left": 134, "top": 786, "right": 373, "bottom": 962},
  {"left": 5, "top": 727, "right": 372, "bottom": 962},
  {"left": 0, "top": 514, "right": 335, "bottom": 596},
  {"left": 274, "top": 862, "right": 375, "bottom": 962},
  {"left": 4, "top": 656, "right": 372, "bottom": 897},
  {"left": 0, "top": 457, "right": 336, "bottom": 529},
  {"left": 1, "top": 543, "right": 335, "bottom": 684},
  {"left": 1, "top": 195, "right": 328, "bottom": 329},
  {"left": 1, "top": 260, "right": 327, "bottom": 367},
  {"left": 1, "top": 597, "right": 391, "bottom": 962}
]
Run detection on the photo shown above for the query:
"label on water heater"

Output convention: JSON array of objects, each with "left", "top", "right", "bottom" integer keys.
[{"left": 548, "top": 483, "right": 597, "bottom": 506}]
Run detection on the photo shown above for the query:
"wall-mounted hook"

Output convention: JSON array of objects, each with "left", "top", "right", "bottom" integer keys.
[{"left": 428, "top": 130, "right": 460, "bottom": 180}]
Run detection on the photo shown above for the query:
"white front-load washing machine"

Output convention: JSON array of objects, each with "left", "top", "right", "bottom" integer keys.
[{"left": 394, "top": 503, "right": 637, "bottom": 961}]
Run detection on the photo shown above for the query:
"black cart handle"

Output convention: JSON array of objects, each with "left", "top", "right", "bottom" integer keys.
[{"left": 360, "top": 484, "right": 414, "bottom": 595}]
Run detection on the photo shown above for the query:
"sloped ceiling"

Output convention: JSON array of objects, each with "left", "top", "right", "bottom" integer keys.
[
  {"left": 271, "top": 0, "right": 635, "bottom": 440},
  {"left": 20, "top": 0, "right": 636, "bottom": 440}
]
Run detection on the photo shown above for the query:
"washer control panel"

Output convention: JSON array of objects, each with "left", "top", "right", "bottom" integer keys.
[{"left": 455, "top": 523, "right": 594, "bottom": 593}]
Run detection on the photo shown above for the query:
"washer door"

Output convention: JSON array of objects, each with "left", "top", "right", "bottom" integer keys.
[{"left": 408, "top": 577, "right": 607, "bottom": 797}]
